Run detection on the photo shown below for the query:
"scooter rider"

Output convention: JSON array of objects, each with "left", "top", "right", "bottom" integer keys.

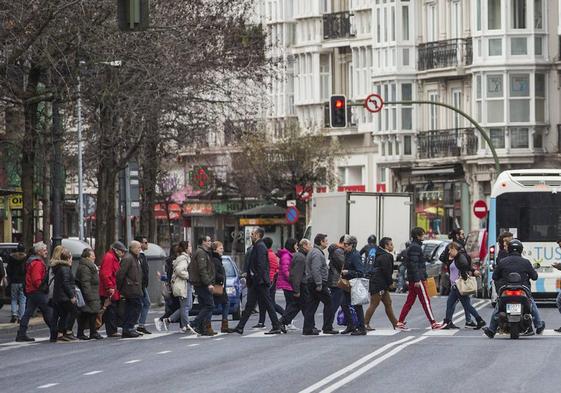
[{"left": 483, "top": 239, "right": 546, "bottom": 338}]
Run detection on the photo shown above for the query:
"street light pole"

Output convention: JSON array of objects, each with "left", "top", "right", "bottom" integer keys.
[{"left": 77, "top": 74, "right": 84, "bottom": 241}]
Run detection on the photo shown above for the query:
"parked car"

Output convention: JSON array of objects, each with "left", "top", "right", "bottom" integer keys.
[
  {"left": 422, "top": 239, "right": 451, "bottom": 294},
  {"left": 190, "top": 255, "right": 244, "bottom": 320}
]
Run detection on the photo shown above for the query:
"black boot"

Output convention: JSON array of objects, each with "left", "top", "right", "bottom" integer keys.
[{"left": 475, "top": 318, "right": 486, "bottom": 330}]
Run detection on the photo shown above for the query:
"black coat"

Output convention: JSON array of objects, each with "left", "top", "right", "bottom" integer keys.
[
  {"left": 450, "top": 252, "right": 472, "bottom": 281},
  {"left": 493, "top": 252, "right": 537, "bottom": 290},
  {"left": 139, "top": 252, "right": 149, "bottom": 289},
  {"left": 212, "top": 252, "right": 228, "bottom": 305},
  {"left": 327, "top": 244, "right": 345, "bottom": 288},
  {"left": 51, "top": 259, "right": 75, "bottom": 303},
  {"left": 247, "top": 239, "right": 270, "bottom": 286},
  {"left": 369, "top": 248, "right": 394, "bottom": 293},
  {"left": 342, "top": 249, "right": 364, "bottom": 279},
  {"left": 7, "top": 252, "right": 27, "bottom": 284},
  {"left": 405, "top": 239, "right": 427, "bottom": 282}
]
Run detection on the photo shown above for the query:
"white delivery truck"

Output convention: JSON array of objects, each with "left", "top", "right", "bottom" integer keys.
[{"left": 306, "top": 192, "right": 414, "bottom": 252}]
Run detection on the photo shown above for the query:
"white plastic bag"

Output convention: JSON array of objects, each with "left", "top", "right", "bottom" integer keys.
[{"left": 350, "top": 278, "right": 370, "bottom": 305}]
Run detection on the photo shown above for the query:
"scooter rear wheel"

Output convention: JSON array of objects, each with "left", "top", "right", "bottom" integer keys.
[{"left": 510, "top": 323, "right": 520, "bottom": 339}]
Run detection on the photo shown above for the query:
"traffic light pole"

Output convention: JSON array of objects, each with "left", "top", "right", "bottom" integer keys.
[{"left": 356, "top": 100, "right": 501, "bottom": 174}]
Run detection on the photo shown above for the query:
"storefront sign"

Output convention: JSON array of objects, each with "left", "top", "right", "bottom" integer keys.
[
  {"left": 337, "top": 185, "right": 366, "bottom": 192},
  {"left": 212, "top": 200, "right": 262, "bottom": 215},
  {"left": 154, "top": 203, "right": 182, "bottom": 220},
  {"left": 183, "top": 202, "right": 213, "bottom": 216},
  {"left": 8, "top": 194, "right": 23, "bottom": 209},
  {"left": 239, "top": 218, "right": 287, "bottom": 226}
]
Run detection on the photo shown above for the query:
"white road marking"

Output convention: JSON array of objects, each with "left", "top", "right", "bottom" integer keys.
[
  {"left": 180, "top": 332, "right": 226, "bottom": 340},
  {"left": 187, "top": 343, "right": 199, "bottom": 347},
  {"left": 243, "top": 331, "right": 280, "bottom": 338},
  {"left": 83, "top": 370, "right": 103, "bottom": 376},
  {"left": 423, "top": 329, "right": 460, "bottom": 336},
  {"left": 452, "top": 299, "right": 489, "bottom": 325},
  {"left": 124, "top": 359, "right": 141, "bottom": 364},
  {"left": 298, "top": 336, "right": 415, "bottom": 393},
  {"left": 157, "top": 350, "right": 172, "bottom": 354},
  {"left": 366, "top": 329, "right": 400, "bottom": 336},
  {"left": 319, "top": 336, "right": 428, "bottom": 393},
  {"left": 541, "top": 329, "right": 561, "bottom": 336},
  {"left": 37, "top": 383, "right": 59, "bottom": 389},
  {"left": 213, "top": 337, "right": 225, "bottom": 341}
]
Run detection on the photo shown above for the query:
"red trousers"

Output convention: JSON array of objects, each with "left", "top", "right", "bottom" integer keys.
[{"left": 398, "top": 280, "right": 436, "bottom": 324}]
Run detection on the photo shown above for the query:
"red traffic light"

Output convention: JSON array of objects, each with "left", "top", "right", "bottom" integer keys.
[{"left": 335, "top": 99, "right": 344, "bottom": 109}]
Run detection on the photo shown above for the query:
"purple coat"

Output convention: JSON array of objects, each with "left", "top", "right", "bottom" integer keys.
[{"left": 276, "top": 248, "right": 293, "bottom": 291}]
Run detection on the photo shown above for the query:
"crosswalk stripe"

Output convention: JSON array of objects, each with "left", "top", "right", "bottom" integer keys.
[
  {"left": 423, "top": 329, "right": 460, "bottom": 336},
  {"left": 366, "top": 329, "right": 401, "bottom": 336},
  {"left": 180, "top": 332, "right": 226, "bottom": 340}
]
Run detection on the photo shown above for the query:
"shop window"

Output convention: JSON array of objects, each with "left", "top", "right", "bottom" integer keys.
[{"left": 511, "top": 128, "right": 529, "bottom": 148}]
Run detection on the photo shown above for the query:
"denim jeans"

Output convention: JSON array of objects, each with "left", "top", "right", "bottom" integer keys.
[
  {"left": 123, "top": 297, "right": 142, "bottom": 332},
  {"left": 17, "top": 292, "right": 52, "bottom": 338},
  {"left": 10, "top": 283, "right": 26, "bottom": 319},
  {"left": 556, "top": 290, "right": 561, "bottom": 314},
  {"left": 330, "top": 287, "right": 344, "bottom": 316},
  {"left": 170, "top": 284, "right": 193, "bottom": 328},
  {"left": 445, "top": 286, "right": 481, "bottom": 322},
  {"left": 138, "top": 287, "right": 151, "bottom": 326}
]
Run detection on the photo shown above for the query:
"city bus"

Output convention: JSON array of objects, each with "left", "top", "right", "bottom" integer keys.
[{"left": 487, "top": 169, "right": 561, "bottom": 302}]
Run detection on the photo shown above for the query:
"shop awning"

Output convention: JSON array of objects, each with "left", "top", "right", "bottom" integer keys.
[{"left": 235, "top": 205, "right": 285, "bottom": 217}]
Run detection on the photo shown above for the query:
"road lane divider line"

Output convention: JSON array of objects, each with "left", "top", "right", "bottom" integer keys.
[
  {"left": 83, "top": 370, "right": 103, "bottom": 376},
  {"left": 298, "top": 336, "right": 416, "bottom": 393},
  {"left": 157, "top": 350, "right": 172, "bottom": 354},
  {"left": 124, "top": 359, "right": 141, "bottom": 364},
  {"left": 37, "top": 383, "right": 60, "bottom": 389},
  {"left": 319, "top": 337, "right": 428, "bottom": 393},
  {"left": 187, "top": 343, "right": 199, "bottom": 347}
]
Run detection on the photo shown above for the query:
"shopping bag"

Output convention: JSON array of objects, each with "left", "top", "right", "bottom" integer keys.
[
  {"left": 350, "top": 278, "right": 370, "bottom": 305},
  {"left": 425, "top": 277, "right": 438, "bottom": 297},
  {"left": 336, "top": 307, "right": 358, "bottom": 326}
]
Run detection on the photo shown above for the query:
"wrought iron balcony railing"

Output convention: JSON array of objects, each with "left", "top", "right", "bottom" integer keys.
[
  {"left": 417, "top": 38, "right": 473, "bottom": 71},
  {"left": 417, "top": 128, "right": 478, "bottom": 159}
]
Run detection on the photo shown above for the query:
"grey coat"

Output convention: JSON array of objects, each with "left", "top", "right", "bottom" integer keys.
[
  {"left": 305, "top": 245, "right": 328, "bottom": 287},
  {"left": 75, "top": 258, "right": 101, "bottom": 314},
  {"left": 289, "top": 251, "right": 307, "bottom": 295}
]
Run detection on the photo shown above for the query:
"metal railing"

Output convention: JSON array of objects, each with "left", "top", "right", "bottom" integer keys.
[
  {"left": 417, "top": 38, "right": 473, "bottom": 71},
  {"left": 417, "top": 128, "right": 478, "bottom": 159},
  {"left": 323, "top": 11, "right": 355, "bottom": 40}
]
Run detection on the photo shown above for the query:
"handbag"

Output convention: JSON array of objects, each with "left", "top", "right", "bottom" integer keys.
[
  {"left": 95, "top": 297, "right": 113, "bottom": 330},
  {"left": 212, "top": 284, "right": 224, "bottom": 296},
  {"left": 75, "top": 287, "right": 86, "bottom": 308},
  {"left": 455, "top": 275, "right": 477, "bottom": 296},
  {"left": 337, "top": 276, "right": 351, "bottom": 292}
]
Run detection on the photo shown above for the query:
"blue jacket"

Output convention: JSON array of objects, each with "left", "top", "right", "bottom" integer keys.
[
  {"left": 342, "top": 249, "right": 365, "bottom": 279},
  {"left": 406, "top": 239, "right": 427, "bottom": 282}
]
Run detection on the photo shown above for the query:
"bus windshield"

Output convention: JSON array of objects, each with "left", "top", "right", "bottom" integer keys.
[{"left": 496, "top": 192, "right": 561, "bottom": 242}]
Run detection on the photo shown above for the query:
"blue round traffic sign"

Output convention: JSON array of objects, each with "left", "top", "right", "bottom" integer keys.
[{"left": 286, "top": 207, "right": 300, "bottom": 225}]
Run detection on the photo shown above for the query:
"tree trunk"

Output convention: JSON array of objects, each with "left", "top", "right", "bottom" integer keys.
[
  {"left": 21, "top": 67, "right": 41, "bottom": 249},
  {"left": 41, "top": 126, "right": 52, "bottom": 252},
  {"left": 139, "top": 113, "right": 159, "bottom": 242},
  {"left": 51, "top": 100, "right": 64, "bottom": 249}
]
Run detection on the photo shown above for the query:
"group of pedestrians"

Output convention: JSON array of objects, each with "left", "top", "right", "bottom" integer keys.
[{"left": 14, "top": 237, "right": 152, "bottom": 342}]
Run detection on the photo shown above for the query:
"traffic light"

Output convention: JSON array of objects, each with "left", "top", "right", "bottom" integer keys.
[
  {"left": 117, "top": 0, "right": 150, "bottom": 32},
  {"left": 330, "top": 95, "right": 347, "bottom": 128}
]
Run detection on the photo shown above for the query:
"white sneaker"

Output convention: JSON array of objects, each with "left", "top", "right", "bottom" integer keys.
[
  {"left": 287, "top": 323, "right": 298, "bottom": 331},
  {"left": 162, "top": 318, "right": 170, "bottom": 331},
  {"left": 186, "top": 324, "right": 197, "bottom": 334},
  {"left": 154, "top": 318, "right": 163, "bottom": 332}
]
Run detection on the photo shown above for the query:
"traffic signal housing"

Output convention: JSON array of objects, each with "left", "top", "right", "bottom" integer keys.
[
  {"left": 330, "top": 95, "right": 347, "bottom": 128},
  {"left": 117, "top": 0, "right": 150, "bottom": 32}
]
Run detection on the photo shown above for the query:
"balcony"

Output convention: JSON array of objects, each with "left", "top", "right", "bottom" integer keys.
[
  {"left": 417, "top": 38, "right": 472, "bottom": 72},
  {"left": 323, "top": 11, "right": 355, "bottom": 40},
  {"left": 417, "top": 128, "right": 478, "bottom": 159}
]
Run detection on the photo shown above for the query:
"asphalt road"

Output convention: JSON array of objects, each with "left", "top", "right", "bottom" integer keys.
[{"left": 1, "top": 294, "right": 561, "bottom": 393}]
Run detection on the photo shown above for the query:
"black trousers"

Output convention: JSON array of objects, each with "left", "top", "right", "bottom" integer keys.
[
  {"left": 237, "top": 283, "right": 279, "bottom": 330},
  {"left": 280, "top": 286, "right": 306, "bottom": 325},
  {"left": 123, "top": 297, "right": 142, "bottom": 332},
  {"left": 77, "top": 311, "right": 98, "bottom": 336},
  {"left": 192, "top": 286, "right": 215, "bottom": 331},
  {"left": 50, "top": 301, "right": 77, "bottom": 339},
  {"left": 101, "top": 297, "right": 120, "bottom": 335},
  {"left": 341, "top": 291, "right": 365, "bottom": 331},
  {"left": 303, "top": 283, "right": 334, "bottom": 333},
  {"left": 259, "top": 281, "right": 285, "bottom": 324}
]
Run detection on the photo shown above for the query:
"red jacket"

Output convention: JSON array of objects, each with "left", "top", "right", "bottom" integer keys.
[
  {"left": 99, "top": 250, "right": 121, "bottom": 300},
  {"left": 268, "top": 249, "right": 279, "bottom": 282},
  {"left": 25, "top": 257, "right": 47, "bottom": 294}
]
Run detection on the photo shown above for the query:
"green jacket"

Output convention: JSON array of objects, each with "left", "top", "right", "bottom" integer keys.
[
  {"left": 75, "top": 258, "right": 101, "bottom": 313},
  {"left": 188, "top": 246, "right": 215, "bottom": 286}
]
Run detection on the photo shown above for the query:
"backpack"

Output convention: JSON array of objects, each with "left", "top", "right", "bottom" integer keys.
[
  {"left": 364, "top": 247, "right": 377, "bottom": 277},
  {"left": 45, "top": 268, "right": 55, "bottom": 299}
]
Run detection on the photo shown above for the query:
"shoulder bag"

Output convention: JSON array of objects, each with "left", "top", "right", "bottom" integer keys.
[{"left": 455, "top": 275, "right": 477, "bottom": 296}]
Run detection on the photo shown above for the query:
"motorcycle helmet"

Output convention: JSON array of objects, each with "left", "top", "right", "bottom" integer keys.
[{"left": 508, "top": 239, "right": 524, "bottom": 254}]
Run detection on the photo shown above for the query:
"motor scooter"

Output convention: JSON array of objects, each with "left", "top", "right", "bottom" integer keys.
[{"left": 496, "top": 272, "right": 533, "bottom": 339}]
